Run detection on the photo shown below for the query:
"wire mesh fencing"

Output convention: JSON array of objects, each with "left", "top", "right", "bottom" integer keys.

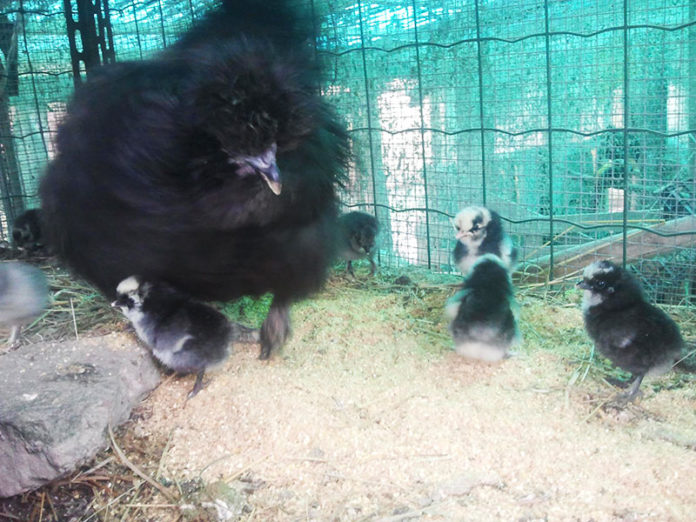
[
  {"left": 0, "top": 0, "right": 203, "bottom": 236},
  {"left": 0, "top": 0, "right": 694, "bottom": 304},
  {"left": 316, "top": 0, "right": 696, "bottom": 304}
]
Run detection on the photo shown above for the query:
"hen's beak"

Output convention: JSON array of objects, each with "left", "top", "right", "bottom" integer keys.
[
  {"left": 576, "top": 280, "right": 591, "bottom": 290},
  {"left": 258, "top": 164, "right": 282, "bottom": 196},
  {"left": 247, "top": 144, "right": 282, "bottom": 196}
]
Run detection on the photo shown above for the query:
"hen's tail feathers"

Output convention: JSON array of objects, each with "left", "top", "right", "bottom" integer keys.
[{"left": 173, "top": 0, "right": 314, "bottom": 52}]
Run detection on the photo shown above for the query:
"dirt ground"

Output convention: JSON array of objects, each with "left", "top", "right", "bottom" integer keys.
[
  {"left": 2, "top": 267, "right": 695, "bottom": 521},
  {"left": 121, "top": 273, "right": 696, "bottom": 521}
]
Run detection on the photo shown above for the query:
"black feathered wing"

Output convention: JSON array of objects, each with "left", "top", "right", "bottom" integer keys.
[{"left": 588, "top": 303, "right": 683, "bottom": 375}]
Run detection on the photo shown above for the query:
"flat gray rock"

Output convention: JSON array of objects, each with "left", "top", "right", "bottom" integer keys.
[{"left": 0, "top": 333, "right": 161, "bottom": 497}]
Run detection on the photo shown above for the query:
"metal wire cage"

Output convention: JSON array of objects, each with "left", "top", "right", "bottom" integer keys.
[{"left": 1, "top": 0, "right": 695, "bottom": 304}]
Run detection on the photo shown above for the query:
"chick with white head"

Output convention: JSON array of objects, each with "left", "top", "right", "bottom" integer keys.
[
  {"left": 578, "top": 260, "right": 683, "bottom": 402},
  {"left": 452, "top": 206, "right": 517, "bottom": 275},
  {"left": 113, "top": 276, "right": 232, "bottom": 398}
]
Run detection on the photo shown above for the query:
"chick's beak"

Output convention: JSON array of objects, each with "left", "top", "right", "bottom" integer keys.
[
  {"left": 111, "top": 294, "right": 133, "bottom": 309},
  {"left": 577, "top": 280, "right": 591, "bottom": 290}
]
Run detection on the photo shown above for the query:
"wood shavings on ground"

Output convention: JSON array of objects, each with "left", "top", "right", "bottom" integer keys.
[{"left": 127, "top": 275, "right": 696, "bottom": 521}]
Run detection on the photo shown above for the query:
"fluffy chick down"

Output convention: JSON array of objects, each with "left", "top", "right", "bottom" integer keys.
[
  {"left": 578, "top": 260, "right": 683, "bottom": 401},
  {"left": 337, "top": 211, "right": 379, "bottom": 276},
  {"left": 452, "top": 206, "right": 517, "bottom": 275},
  {"left": 447, "top": 254, "right": 519, "bottom": 362},
  {"left": 113, "top": 276, "right": 233, "bottom": 398},
  {"left": 0, "top": 261, "right": 49, "bottom": 347}
]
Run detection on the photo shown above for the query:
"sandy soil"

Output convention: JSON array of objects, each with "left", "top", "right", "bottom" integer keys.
[{"left": 128, "top": 278, "right": 696, "bottom": 521}]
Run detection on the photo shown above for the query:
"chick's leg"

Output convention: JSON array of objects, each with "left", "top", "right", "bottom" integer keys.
[
  {"left": 622, "top": 373, "right": 644, "bottom": 402},
  {"left": 368, "top": 255, "right": 377, "bottom": 276},
  {"left": 187, "top": 369, "right": 206, "bottom": 399},
  {"left": 7, "top": 325, "right": 21, "bottom": 349},
  {"left": 346, "top": 260, "right": 355, "bottom": 277},
  {"left": 259, "top": 298, "right": 291, "bottom": 360}
]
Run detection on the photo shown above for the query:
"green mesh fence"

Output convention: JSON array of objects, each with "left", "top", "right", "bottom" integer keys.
[{"left": 1, "top": 0, "right": 695, "bottom": 304}]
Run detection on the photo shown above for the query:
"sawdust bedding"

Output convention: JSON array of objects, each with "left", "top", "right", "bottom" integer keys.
[{"left": 125, "top": 277, "right": 696, "bottom": 521}]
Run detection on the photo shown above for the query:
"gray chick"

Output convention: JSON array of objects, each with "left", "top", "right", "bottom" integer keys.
[
  {"left": 112, "top": 276, "right": 232, "bottom": 398},
  {"left": 337, "top": 211, "right": 379, "bottom": 276},
  {"left": 12, "top": 208, "right": 44, "bottom": 251},
  {"left": 0, "top": 261, "right": 49, "bottom": 348}
]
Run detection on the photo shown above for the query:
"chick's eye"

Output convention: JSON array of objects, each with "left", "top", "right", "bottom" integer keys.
[{"left": 597, "top": 281, "right": 606, "bottom": 288}]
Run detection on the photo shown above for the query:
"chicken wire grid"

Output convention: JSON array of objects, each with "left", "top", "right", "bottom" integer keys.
[{"left": 0, "top": 0, "right": 694, "bottom": 305}]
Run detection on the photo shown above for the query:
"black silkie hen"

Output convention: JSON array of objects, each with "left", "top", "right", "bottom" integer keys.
[
  {"left": 446, "top": 254, "right": 518, "bottom": 361},
  {"left": 452, "top": 206, "right": 517, "bottom": 275},
  {"left": 337, "top": 211, "right": 379, "bottom": 276},
  {"left": 578, "top": 260, "right": 683, "bottom": 402},
  {"left": 40, "top": 0, "right": 349, "bottom": 359},
  {"left": 112, "top": 276, "right": 232, "bottom": 398}
]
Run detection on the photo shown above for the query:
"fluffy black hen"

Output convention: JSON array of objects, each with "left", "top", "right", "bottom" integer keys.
[
  {"left": 337, "top": 211, "right": 379, "bottom": 276},
  {"left": 578, "top": 260, "right": 683, "bottom": 402},
  {"left": 40, "top": 0, "right": 349, "bottom": 359}
]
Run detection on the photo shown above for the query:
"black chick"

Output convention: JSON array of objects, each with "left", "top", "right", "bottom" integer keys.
[
  {"left": 0, "top": 261, "right": 49, "bottom": 348},
  {"left": 40, "top": 0, "right": 349, "bottom": 360},
  {"left": 337, "top": 211, "right": 379, "bottom": 276},
  {"left": 112, "top": 276, "right": 232, "bottom": 398},
  {"left": 446, "top": 254, "right": 518, "bottom": 361},
  {"left": 452, "top": 206, "right": 517, "bottom": 275},
  {"left": 578, "top": 260, "right": 683, "bottom": 402},
  {"left": 12, "top": 209, "right": 43, "bottom": 251}
]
